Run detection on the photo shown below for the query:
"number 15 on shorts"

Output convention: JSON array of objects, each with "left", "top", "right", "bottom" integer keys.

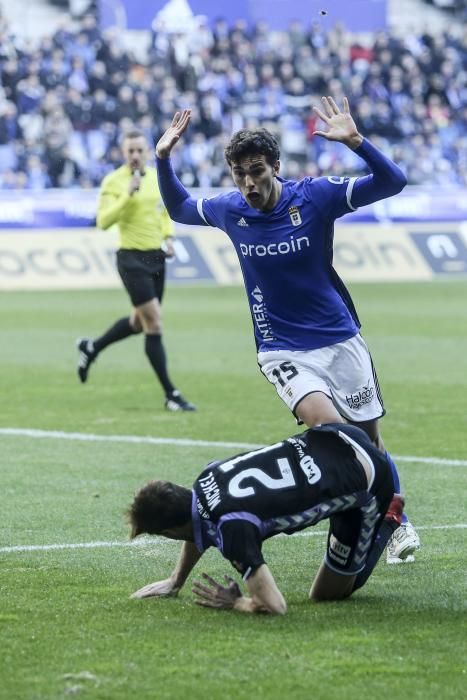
[{"left": 271, "top": 361, "right": 299, "bottom": 387}]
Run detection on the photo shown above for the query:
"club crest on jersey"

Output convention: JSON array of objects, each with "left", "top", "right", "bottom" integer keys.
[{"left": 288, "top": 206, "right": 302, "bottom": 227}]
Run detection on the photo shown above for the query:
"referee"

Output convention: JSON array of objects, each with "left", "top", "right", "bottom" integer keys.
[{"left": 76, "top": 128, "right": 195, "bottom": 412}]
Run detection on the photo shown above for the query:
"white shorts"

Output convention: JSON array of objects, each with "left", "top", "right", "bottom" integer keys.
[{"left": 257, "top": 334, "right": 385, "bottom": 423}]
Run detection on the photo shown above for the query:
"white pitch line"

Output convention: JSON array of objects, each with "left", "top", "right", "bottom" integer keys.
[
  {"left": 394, "top": 455, "right": 467, "bottom": 467},
  {"left": 1, "top": 524, "right": 465, "bottom": 554},
  {"left": 1, "top": 427, "right": 467, "bottom": 467},
  {"left": 0, "top": 427, "right": 261, "bottom": 451}
]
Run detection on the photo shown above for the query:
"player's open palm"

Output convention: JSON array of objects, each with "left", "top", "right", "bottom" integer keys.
[
  {"left": 130, "top": 577, "right": 180, "bottom": 599},
  {"left": 155, "top": 110, "right": 192, "bottom": 159},
  {"left": 313, "top": 96, "right": 362, "bottom": 148},
  {"left": 192, "top": 573, "right": 242, "bottom": 609}
]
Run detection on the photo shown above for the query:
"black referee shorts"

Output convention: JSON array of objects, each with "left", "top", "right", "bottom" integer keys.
[{"left": 116, "top": 249, "right": 166, "bottom": 306}]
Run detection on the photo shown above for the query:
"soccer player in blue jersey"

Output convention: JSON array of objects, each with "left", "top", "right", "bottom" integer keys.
[
  {"left": 153, "top": 96, "right": 420, "bottom": 563},
  {"left": 129, "top": 423, "right": 404, "bottom": 614}
]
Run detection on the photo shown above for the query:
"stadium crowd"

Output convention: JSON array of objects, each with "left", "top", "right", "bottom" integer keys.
[{"left": 0, "top": 6, "right": 465, "bottom": 190}]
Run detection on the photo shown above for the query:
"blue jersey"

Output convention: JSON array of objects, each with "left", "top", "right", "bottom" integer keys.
[
  {"left": 156, "top": 138, "right": 407, "bottom": 352},
  {"left": 197, "top": 176, "right": 360, "bottom": 351}
]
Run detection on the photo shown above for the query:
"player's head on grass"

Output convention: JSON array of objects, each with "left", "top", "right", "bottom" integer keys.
[
  {"left": 225, "top": 128, "right": 282, "bottom": 212},
  {"left": 128, "top": 480, "right": 192, "bottom": 540}
]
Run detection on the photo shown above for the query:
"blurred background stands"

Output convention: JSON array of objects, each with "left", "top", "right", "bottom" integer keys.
[{"left": 0, "top": 0, "right": 465, "bottom": 191}]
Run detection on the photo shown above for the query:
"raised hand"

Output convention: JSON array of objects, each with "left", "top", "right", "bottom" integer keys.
[
  {"left": 130, "top": 578, "right": 180, "bottom": 599},
  {"left": 192, "top": 573, "right": 242, "bottom": 609},
  {"left": 313, "top": 96, "right": 363, "bottom": 150},
  {"left": 155, "top": 110, "right": 192, "bottom": 159}
]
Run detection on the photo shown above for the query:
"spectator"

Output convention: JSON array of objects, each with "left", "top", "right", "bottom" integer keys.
[
  {"left": 25, "top": 154, "right": 51, "bottom": 189},
  {"left": 16, "top": 74, "right": 45, "bottom": 115}
]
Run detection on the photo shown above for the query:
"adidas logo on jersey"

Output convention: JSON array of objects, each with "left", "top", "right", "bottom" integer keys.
[{"left": 237, "top": 217, "right": 249, "bottom": 227}]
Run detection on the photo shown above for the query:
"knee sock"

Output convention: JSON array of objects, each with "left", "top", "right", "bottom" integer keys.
[
  {"left": 144, "top": 334, "right": 175, "bottom": 396},
  {"left": 385, "top": 451, "right": 408, "bottom": 524},
  {"left": 352, "top": 519, "right": 398, "bottom": 592},
  {"left": 385, "top": 451, "right": 400, "bottom": 492},
  {"left": 93, "top": 317, "right": 140, "bottom": 354}
]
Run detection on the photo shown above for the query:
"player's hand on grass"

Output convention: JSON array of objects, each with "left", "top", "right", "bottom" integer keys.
[
  {"left": 192, "top": 573, "right": 242, "bottom": 610},
  {"left": 130, "top": 578, "right": 180, "bottom": 599},
  {"left": 313, "top": 96, "right": 363, "bottom": 150},
  {"left": 155, "top": 110, "right": 192, "bottom": 159}
]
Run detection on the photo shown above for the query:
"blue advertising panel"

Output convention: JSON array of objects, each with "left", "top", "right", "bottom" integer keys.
[
  {"left": 0, "top": 188, "right": 464, "bottom": 229},
  {"left": 99, "top": 0, "right": 387, "bottom": 32}
]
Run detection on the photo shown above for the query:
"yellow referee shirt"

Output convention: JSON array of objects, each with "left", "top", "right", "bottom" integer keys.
[{"left": 96, "top": 164, "right": 173, "bottom": 250}]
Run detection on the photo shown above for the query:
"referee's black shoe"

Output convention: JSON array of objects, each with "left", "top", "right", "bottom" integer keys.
[
  {"left": 76, "top": 338, "right": 97, "bottom": 383},
  {"left": 165, "top": 390, "right": 196, "bottom": 412}
]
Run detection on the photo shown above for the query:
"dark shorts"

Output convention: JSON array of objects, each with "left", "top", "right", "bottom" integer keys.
[
  {"left": 324, "top": 429, "right": 395, "bottom": 576},
  {"left": 116, "top": 249, "right": 166, "bottom": 306}
]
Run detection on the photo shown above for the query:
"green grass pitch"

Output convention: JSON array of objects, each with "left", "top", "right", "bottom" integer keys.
[{"left": 1, "top": 282, "right": 466, "bottom": 699}]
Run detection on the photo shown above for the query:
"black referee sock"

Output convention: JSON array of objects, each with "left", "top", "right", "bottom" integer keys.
[
  {"left": 144, "top": 334, "right": 175, "bottom": 396},
  {"left": 93, "top": 317, "right": 140, "bottom": 354},
  {"left": 352, "top": 520, "right": 398, "bottom": 592}
]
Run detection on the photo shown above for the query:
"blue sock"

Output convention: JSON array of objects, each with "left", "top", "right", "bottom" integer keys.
[{"left": 385, "top": 451, "right": 408, "bottom": 524}]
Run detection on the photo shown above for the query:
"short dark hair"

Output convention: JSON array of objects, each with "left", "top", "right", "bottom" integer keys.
[
  {"left": 224, "top": 128, "right": 280, "bottom": 167},
  {"left": 121, "top": 128, "right": 146, "bottom": 143},
  {"left": 127, "top": 480, "right": 192, "bottom": 538}
]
